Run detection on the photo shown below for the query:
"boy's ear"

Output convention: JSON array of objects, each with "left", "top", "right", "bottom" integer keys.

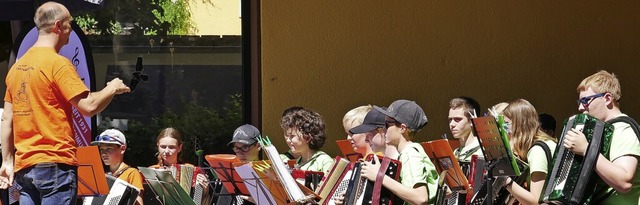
[{"left": 400, "top": 123, "right": 409, "bottom": 133}]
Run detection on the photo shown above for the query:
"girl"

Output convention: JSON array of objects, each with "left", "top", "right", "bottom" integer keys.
[{"left": 502, "top": 99, "right": 557, "bottom": 205}]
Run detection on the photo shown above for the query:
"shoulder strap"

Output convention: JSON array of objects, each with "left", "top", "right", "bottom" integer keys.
[
  {"left": 532, "top": 141, "right": 551, "bottom": 167},
  {"left": 372, "top": 157, "right": 391, "bottom": 205},
  {"left": 607, "top": 115, "right": 640, "bottom": 142},
  {"left": 283, "top": 151, "right": 295, "bottom": 159},
  {"left": 592, "top": 115, "right": 640, "bottom": 203},
  {"left": 113, "top": 166, "right": 133, "bottom": 178}
]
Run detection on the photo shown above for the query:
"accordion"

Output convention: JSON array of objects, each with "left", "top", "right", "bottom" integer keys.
[
  {"left": 343, "top": 154, "right": 403, "bottom": 205},
  {"left": 317, "top": 157, "right": 351, "bottom": 205},
  {"left": 292, "top": 169, "right": 324, "bottom": 191},
  {"left": 318, "top": 157, "right": 356, "bottom": 205},
  {"left": 83, "top": 175, "right": 140, "bottom": 205},
  {"left": 168, "top": 164, "right": 211, "bottom": 205},
  {"left": 540, "top": 114, "right": 613, "bottom": 204}
]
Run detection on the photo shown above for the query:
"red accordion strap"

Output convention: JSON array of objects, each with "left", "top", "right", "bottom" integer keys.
[{"left": 373, "top": 157, "right": 391, "bottom": 205}]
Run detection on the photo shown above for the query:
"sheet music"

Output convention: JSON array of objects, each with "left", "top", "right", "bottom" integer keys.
[
  {"left": 235, "top": 163, "right": 277, "bottom": 204},
  {"left": 263, "top": 145, "right": 306, "bottom": 201}
]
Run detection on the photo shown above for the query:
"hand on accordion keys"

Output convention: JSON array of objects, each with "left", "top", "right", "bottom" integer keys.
[
  {"left": 563, "top": 128, "right": 589, "bottom": 156},
  {"left": 239, "top": 195, "right": 256, "bottom": 204},
  {"left": 360, "top": 154, "right": 382, "bottom": 182},
  {"left": 195, "top": 172, "right": 209, "bottom": 188},
  {"left": 334, "top": 191, "right": 346, "bottom": 205}
]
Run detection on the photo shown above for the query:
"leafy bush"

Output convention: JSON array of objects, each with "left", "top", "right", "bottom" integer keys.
[{"left": 119, "top": 93, "right": 242, "bottom": 167}]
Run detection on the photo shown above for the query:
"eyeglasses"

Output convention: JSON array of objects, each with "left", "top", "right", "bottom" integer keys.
[
  {"left": 233, "top": 143, "right": 256, "bottom": 152},
  {"left": 95, "top": 135, "right": 123, "bottom": 145},
  {"left": 577, "top": 93, "right": 606, "bottom": 108}
]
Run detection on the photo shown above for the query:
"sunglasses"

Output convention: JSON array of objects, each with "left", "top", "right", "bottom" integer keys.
[
  {"left": 95, "top": 135, "right": 124, "bottom": 145},
  {"left": 385, "top": 119, "right": 400, "bottom": 129},
  {"left": 577, "top": 93, "right": 606, "bottom": 108},
  {"left": 233, "top": 143, "right": 256, "bottom": 152}
]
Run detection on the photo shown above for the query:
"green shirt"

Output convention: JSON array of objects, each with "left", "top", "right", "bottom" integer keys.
[
  {"left": 398, "top": 142, "right": 439, "bottom": 205},
  {"left": 296, "top": 151, "right": 334, "bottom": 173},
  {"left": 453, "top": 139, "right": 483, "bottom": 163},
  {"left": 600, "top": 116, "right": 640, "bottom": 205},
  {"left": 527, "top": 140, "right": 557, "bottom": 175}
]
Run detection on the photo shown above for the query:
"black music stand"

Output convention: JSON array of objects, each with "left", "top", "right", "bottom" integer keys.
[
  {"left": 209, "top": 162, "right": 249, "bottom": 205},
  {"left": 139, "top": 167, "right": 196, "bottom": 205},
  {"left": 471, "top": 115, "right": 522, "bottom": 205},
  {"left": 76, "top": 146, "right": 110, "bottom": 197}
]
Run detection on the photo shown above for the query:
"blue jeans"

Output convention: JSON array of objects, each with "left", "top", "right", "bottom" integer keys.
[{"left": 15, "top": 163, "right": 77, "bottom": 205}]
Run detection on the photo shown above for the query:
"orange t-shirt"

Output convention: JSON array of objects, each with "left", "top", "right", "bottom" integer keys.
[
  {"left": 4, "top": 47, "right": 89, "bottom": 172},
  {"left": 113, "top": 163, "right": 145, "bottom": 192}
]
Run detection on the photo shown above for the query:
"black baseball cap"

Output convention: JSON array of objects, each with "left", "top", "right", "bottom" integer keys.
[
  {"left": 228, "top": 124, "right": 260, "bottom": 145},
  {"left": 349, "top": 108, "right": 386, "bottom": 134},
  {"left": 374, "top": 99, "right": 428, "bottom": 132}
]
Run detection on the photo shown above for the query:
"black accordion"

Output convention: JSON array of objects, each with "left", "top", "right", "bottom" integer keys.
[
  {"left": 540, "top": 114, "right": 613, "bottom": 204},
  {"left": 343, "top": 154, "right": 403, "bottom": 205}
]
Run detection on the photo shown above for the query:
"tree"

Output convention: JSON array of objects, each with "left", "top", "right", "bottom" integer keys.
[{"left": 75, "top": 0, "right": 196, "bottom": 36}]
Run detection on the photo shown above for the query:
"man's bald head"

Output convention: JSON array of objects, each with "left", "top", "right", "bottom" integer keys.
[{"left": 34, "top": 2, "right": 71, "bottom": 34}]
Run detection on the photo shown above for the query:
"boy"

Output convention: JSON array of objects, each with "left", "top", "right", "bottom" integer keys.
[
  {"left": 92, "top": 129, "right": 144, "bottom": 205},
  {"left": 361, "top": 99, "right": 439, "bottom": 205}
]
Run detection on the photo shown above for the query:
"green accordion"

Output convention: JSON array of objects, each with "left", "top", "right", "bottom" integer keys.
[{"left": 539, "top": 114, "right": 613, "bottom": 205}]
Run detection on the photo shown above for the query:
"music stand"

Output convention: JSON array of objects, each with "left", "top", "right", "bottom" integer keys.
[
  {"left": 470, "top": 115, "right": 522, "bottom": 205},
  {"left": 258, "top": 136, "right": 320, "bottom": 204},
  {"left": 421, "top": 140, "right": 469, "bottom": 191},
  {"left": 204, "top": 154, "right": 248, "bottom": 204},
  {"left": 139, "top": 167, "right": 196, "bottom": 205},
  {"left": 336, "top": 140, "right": 362, "bottom": 162},
  {"left": 76, "top": 146, "right": 109, "bottom": 197},
  {"left": 234, "top": 163, "right": 278, "bottom": 204}
]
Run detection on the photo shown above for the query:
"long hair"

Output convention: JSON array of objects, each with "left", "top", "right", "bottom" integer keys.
[
  {"left": 503, "top": 99, "right": 556, "bottom": 161},
  {"left": 156, "top": 127, "right": 184, "bottom": 165}
]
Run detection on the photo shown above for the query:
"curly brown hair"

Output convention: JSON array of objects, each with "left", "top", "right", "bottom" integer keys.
[{"left": 280, "top": 108, "right": 327, "bottom": 150}]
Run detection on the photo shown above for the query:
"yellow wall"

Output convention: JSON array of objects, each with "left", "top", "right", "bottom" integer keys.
[
  {"left": 260, "top": 1, "right": 640, "bottom": 156},
  {"left": 189, "top": 0, "right": 241, "bottom": 35}
]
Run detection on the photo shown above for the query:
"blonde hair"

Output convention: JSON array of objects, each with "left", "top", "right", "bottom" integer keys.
[
  {"left": 503, "top": 99, "right": 556, "bottom": 161},
  {"left": 491, "top": 102, "right": 509, "bottom": 116},
  {"left": 342, "top": 105, "right": 372, "bottom": 130},
  {"left": 577, "top": 70, "right": 621, "bottom": 107}
]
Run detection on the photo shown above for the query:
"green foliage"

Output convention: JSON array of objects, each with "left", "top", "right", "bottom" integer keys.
[
  {"left": 152, "top": 0, "right": 196, "bottom": 35},
  {"left": 75, "top": 14, "right": 99, "bottom": 34},
  {"left": 74, "top": 0, "right": 197, "bottom": 36},
  {"left": 108, "top": 21, "right": 123, "bottom": 35},
  {"left": 121, "top": 93, "right": 243, "bottom": 167}
]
